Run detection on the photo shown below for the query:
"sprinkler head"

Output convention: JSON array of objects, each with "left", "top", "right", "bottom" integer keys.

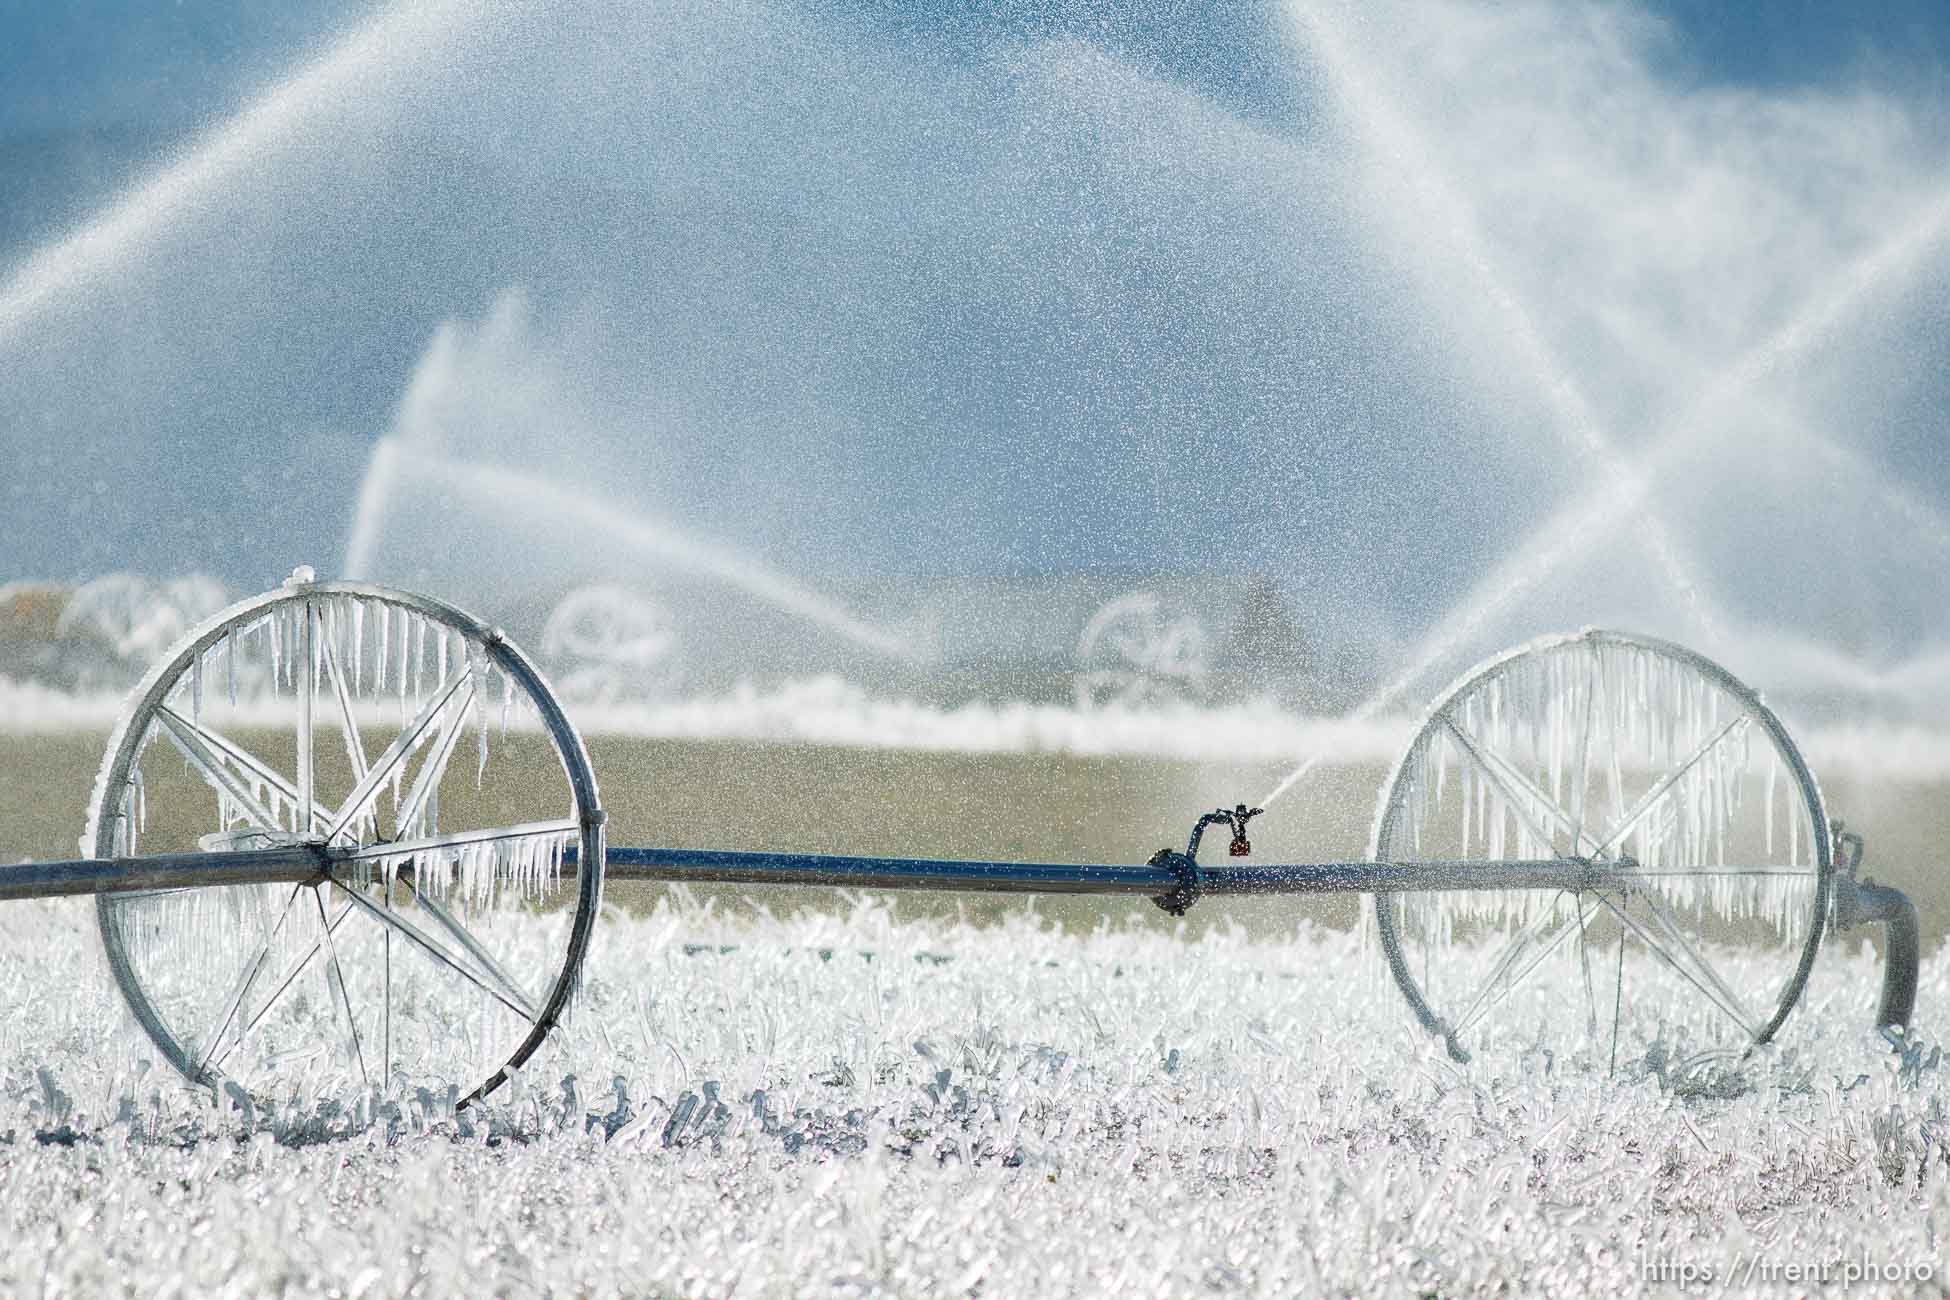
[{"left": 1228, "top": 803, "right": 1262, "bottom": 855}]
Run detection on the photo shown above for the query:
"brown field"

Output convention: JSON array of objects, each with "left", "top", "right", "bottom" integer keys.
[{"left": 3, "top": 728, "right": 1943, "bottom": 949}]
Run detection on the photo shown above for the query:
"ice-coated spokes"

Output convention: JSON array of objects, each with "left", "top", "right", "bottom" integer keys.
[{"left": 1387, "top": 636, "right": 1816, "bottom": 936}]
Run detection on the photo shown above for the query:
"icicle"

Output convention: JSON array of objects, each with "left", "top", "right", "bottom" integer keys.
[
  {"left": 269, "top": 612, "right": 283, "bottom": 691},
  {"left": 283, "top": 602, "right": 298, "bottom": 692},
  {"left": 1409, "top": 764, "right": 1424, "bottom": 858},
  {"left": 1713, "top": 731, "right": 1727, "bottom": 868},
  {"left": 1764, "top": 753, "right": 1778, "bottom": 858},
  {"left": 1474, "top": 727, "right": 1490, "bottom": 860},
  {"left": 324, "top": 598, "right": 341, "bottom": 686},
  {"left": 1547, "top": 654, "right": 1562, "bottom": 809},
  {"left": 464, "top": 841, "right": 490, "bottom": 910},
  {"left": 351, "top": 598, "right": 366, "bottom": 696},
  {"left": 293, "top": 601, "right": 306, "bottom": 692},
  {"left": 190, "top": 654, "right": 202, "bottom": 728},
  {"left": 412, "top": 615, "right": 426, "bottom": 705},
  {"left": 376, "top": 601, "right": 391, "bottom": 701},
  {"left": 1788, "top": 787, "right": 1800, "bottom": 867},
  {"left": 398, "top": 608, "right": 411, "bottom": 721},
  {"left": 391, "top": 744, "right": 407, "bottom": 815}
]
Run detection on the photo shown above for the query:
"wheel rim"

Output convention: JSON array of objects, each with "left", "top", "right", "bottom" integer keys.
[
  {"left": 87, "top": 579, "right": 604, "bottom": 1107},
  {"left": 1073, "top": 591, "right": 1210, "bottom": 710},
  {"left": 540, "top": 584, "right": 681, "bottom": 703},
  {"left": 1370, "top": 630, "right": 1830, "bottom": 1067}
]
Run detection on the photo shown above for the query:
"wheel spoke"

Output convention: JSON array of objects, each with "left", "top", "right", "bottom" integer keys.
[
  {"left": 1576, "top": 892, "right": 1598, "bottom": 1037},
  {"left": 1596, "top": 893, "right": 1758, "bottom": 1041},
  {"left": 392, "top": 682, "right": 477, "bottom": 841},
  {"left": 383, "top": 923, "right": 393, "bottom": 1088},
  {"left": 154, "top": 707, "right": 284, "bottom": 832},
  {"left": 1609, "top": 923, "right": 1625, "bottom": 1075},
  {"left": 159, "top": 710, "right": 291, "bottom": 806},
  {"left": 298, "top": 599, "right": 317, "bottom": 836},
  {"left": 193, "top": 884, "right": 305, "bottom": 1076},
  {"left": 319, "top": 628, "right": 370, "bottom": 786},
  {"left": 210, "top": 895, "right": 358, "bottom": 1072},
  {"left": 1452, "top": 891, "right": 1605, "bottom": 1036},
  {"left": 399, "top": 867, "right": 539, "bottom": 1019},
  {"left": 326, "top": 876, "right": 536, "bottom": 1022},
  {"left": 313, "top": 890, "right": 369, "bottom": 1086},
  {"left": 1588, "top": 714, "right": 1751, "bottom": 860},
  {"left": 323, "top": 669, "right": 470, "bottom": 843},
  {"left": 1440, "top": 715, "right": 1587, "bottom": 857},
  {"left": 160, "top": 708, "right": 344, "bottom": 836},
  {"left": 335, "top": 819, "right": 579, "bottom": 863},
  {"left": 1634, "top": 885, "right": 1759, "bottom": 1038},
  {"left": 1569, "top": 646, "right": 1600, "bottom": 852}
]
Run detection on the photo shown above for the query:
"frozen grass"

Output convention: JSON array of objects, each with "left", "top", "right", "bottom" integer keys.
[{"left": 0, "top": 894, "right": 1945, "bottom": 1298}]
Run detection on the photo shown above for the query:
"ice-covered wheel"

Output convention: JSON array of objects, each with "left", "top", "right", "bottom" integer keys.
[
  {"left": 55, "top": 573, "right": 232, "bottom": 689},
  {"left": 1073, "top": 591, "right": 1210, "bottom": 710},
  {"left": 539, "top": 584, "right": 681, "bottom": 703},
  {"left": 86, "top": 573, "right": 604, "bottom": 1106},
  {"left": 1370, "top": 630, "right": 1830, "bottom": 1067}
]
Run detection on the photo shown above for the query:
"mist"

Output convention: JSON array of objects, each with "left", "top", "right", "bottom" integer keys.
[{"left": 2, "top": 0, "right": 1947, "bottom": 717}]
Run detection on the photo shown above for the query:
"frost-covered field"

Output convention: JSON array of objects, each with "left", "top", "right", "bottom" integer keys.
[{"left": 0, "top": 892, "right": 1944, "bottom": 1298}]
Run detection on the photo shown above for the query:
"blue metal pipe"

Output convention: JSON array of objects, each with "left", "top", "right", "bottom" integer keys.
[
  {"left": 601, "top": 847, "right": 1602, "bottom": 897},
  {"left": 604, "top": 846, "right": 1168, "bottom": 895}
]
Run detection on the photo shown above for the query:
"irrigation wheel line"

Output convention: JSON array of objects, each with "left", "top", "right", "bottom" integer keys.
[{"left": 10, "top": 574, "right": 1911, "bottom": 1106}]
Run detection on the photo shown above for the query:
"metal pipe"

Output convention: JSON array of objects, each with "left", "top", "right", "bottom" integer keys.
[
  {"left": 1836, "top": 877, "right": 1921, "bottom": 1030},
  {"left": 605, "top": 847, "right": 1169, "bottom": 895},
  {"left": 1200, "top": 859, "right": 1604, "bottom": 896},
  {"left": 0, "top": 846, "right": 326, "bottom": 901},
  {"left": 1, "top": 842, "right": 1728, "bottom": 907},
  {"left": 602, "top": 847, "right": 1607, "bottom": 897}
]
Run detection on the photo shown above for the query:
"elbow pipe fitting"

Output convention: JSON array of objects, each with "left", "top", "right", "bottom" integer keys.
[{"left": 1832, "top": 873, "right": 1920, "bottom": 1032}]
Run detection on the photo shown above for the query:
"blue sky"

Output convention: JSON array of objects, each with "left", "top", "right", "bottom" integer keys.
[
  {"left": 5, "top": 1, "right": 1947, "bottom": 129},
  {"left": 1, "top": 1, "right": 1947, "bottom": 684},
  {"left": 6, "top": 1, "right": 1945, "bottom": 275}
]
